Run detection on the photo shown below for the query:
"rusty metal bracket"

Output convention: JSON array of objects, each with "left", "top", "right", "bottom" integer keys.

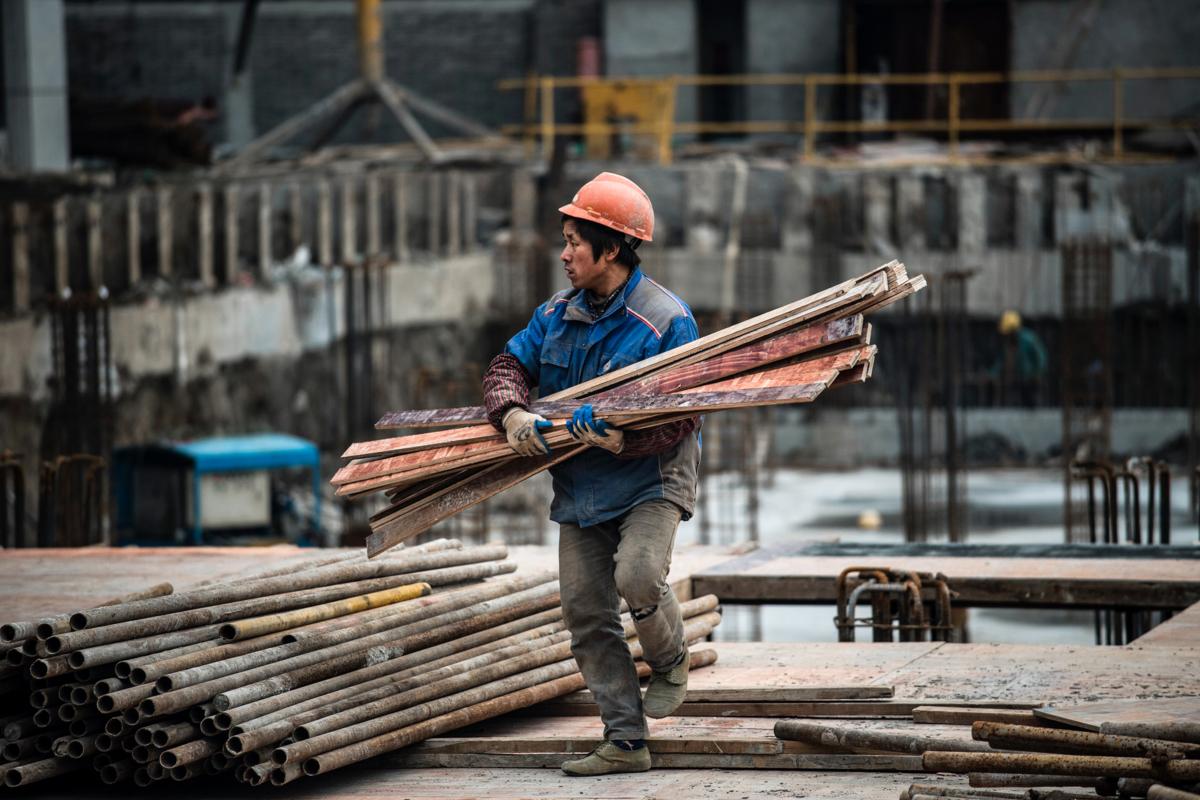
[{"left": 834, "top": 566, "right": 957, "bottom": 643}]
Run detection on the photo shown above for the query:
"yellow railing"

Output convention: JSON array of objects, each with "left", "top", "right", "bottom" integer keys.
[{"left": 497, "top": 67, "right": 1200, "bottom": 165}]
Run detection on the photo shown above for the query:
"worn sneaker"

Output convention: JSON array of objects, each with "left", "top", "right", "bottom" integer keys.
[
  {"left": 643, "top": 649, "right": 689, "bottom": 719},
  {"left": 561, "top": 740, "right": 651, "bottom": 776}
]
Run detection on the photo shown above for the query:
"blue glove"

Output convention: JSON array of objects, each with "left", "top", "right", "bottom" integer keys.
[{"left": 567, "top": 404, "right": 624, "bottom": 454}]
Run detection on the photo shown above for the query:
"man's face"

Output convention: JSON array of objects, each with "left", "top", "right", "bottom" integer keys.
[{"left": 560, "top": 219, "right": 611, "bottom": 292}]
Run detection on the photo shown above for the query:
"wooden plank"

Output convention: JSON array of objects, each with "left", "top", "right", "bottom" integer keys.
[
  {"left": 677, "top": 686, "right": 893, "bottom": 702},
  {"left": 690, "top": 544, "right": 1200, "bottom": 609},
  {"left": 339, "top": 380, "right": 830, "bottom": 494},
  {"left": 366, "top": 448, "right": 582, "bottom": 556},
  {"left": 125, "top": 190, "right": 141, "bottom": 287},
  {"left": 385, "top": 750, "right": 925, "bottom": 771},
  {"left": 1133, "top": 598, "right": 1200, "bottom": 647},
  {"left": 10, "top": 203, "right": 30, "bottom": 311},
  {"left": 1033, "top": 698, "right": 1200, "bottom": 733},
  {"left": 912, "top": 707, "right": 1050, "bottom": 727}
]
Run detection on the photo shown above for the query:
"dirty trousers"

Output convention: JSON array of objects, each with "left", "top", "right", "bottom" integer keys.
[{"left": 558, "top": 498, "right": 686, "bottom": 741}]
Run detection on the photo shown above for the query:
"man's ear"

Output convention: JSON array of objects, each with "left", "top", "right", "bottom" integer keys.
[{"left": 603, "top": 242, "right": 621, "bottom": 264}]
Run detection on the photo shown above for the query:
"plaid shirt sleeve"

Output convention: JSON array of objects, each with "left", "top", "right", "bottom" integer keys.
[
  {"left": 483, "top": 353, "right": 534, "bottom": 430},
  {"left": 617, "top": 416, "right": 699, "bottom": 459}
]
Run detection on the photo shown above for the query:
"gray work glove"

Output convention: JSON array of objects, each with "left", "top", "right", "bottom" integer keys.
[{"left": 502, "top": 407, "right": 553, "bottom": 457}]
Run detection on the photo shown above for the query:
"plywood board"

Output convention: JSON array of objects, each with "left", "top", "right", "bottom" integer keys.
[
  {"left": 1133, "top": 599, "right": 1200, "bottom": 647},
  {"left": 1034, "top": 697, "right": 1200, "bottom": 732},
  {"left": 692, "top": 546, "right": 1200, "bottom": 609}
]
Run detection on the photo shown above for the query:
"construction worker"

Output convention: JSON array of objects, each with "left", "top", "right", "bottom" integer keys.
[
  {"left": 482, "top": 172, "right": 700, "bottom": 776},
  {"left": 995, "top": 310, "right": 1048, "bottom": 406}
]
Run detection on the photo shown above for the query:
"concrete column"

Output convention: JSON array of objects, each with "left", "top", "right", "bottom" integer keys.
[
  {"left": 781, "top": 167, "right": 813, "bottom": 254},
  {"left": 1014, "top": 170, "right": 1043, "bottom": 251},
  {"left": 2, "top": 0, "right": 70, "bottom": 171},
  {"left": 896, "top": 174, "right": 925, "bottom": 255},
  {"left": 684, "top": 164, "right": 723, "bottom": 252},
  {"left": 956, "top": 171, "right": 986, "bottom": 256},
  {"left": 863, "top": 173, "right": 892, "bottom": 255}
]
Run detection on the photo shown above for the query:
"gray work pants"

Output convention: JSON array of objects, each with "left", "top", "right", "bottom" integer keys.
[{"left": 558, "top": 498, "right": 686, "bottom": 741}]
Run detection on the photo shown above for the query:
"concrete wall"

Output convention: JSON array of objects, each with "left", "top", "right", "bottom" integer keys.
[
  {"left": 745, "top": 0, "right": 839, "bottom": 126},
  {"left": 1010, "top": 0, "right": 1200, "bottom": 123},
  {"left": 604, "top": 0, "right": 698, "bottom": 125},
  {"left": 60, "top": 0, "right": 600, "bottom": 148}
]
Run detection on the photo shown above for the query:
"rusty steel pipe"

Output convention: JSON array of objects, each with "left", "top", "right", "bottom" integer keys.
[
  {"left": 98, "top": 759, "right": 133, "bottom": 785},
  {"left": 223, "top": 607, "right": 566, "bottom": 733},
  {"left": 159, "top": 737, "right": 218, "bottom": 768},
  {"left": 776, "top": 719, "right": 994, "bottom": 754},
  {"left": 1099, "top": 721, "right": 1200, "bottom": 745},
  {"left": 223, "top": 626, "right": 570, "bottom": 753},
  {"left": 50, "top": 568, "right": 488, "bottom": 656},
  {"left": 169, "top": 762, "right": 204, "bottom": 781},
  {"left": 165, "top": 580, "right": 558, "bottom": 700},
  {"left": 0, "top": 582, "right": 174, "bottom": 644},
  {"left": 212, "top": 590, "right": 564, "bottom": 712},
  {"left": 118, "top": 640, "right": 222, "bottom": 679},
  {"left": 218, "top": 581, "right": 432, "bottom": 642},
  {"left": 279, "top": 615, "right": 720, "bottom": 765},
  {"left": 3, "top": 755, "right": 84, "bottom": 787},
  {"left": 92, "top": 677, "right": 128, "bottom": 696},
  {"left": 2, "top": 734, "right": 37, "bottom": 761},
  {"left": 927, "top": 751, "right": 1200, "bottom": 781},
  {"left": 4, "top": 716, "right": 37, "bottom": 741},
  {"left": 96, "top": 681, "right": 156, "bottom": 714},
  {"left": 150, "top": 721, "right": 198, "bottom": 749},
  {"left": 65, "top": 561, "right": 515, "bottom": 670},
  {"left": 142, "top": 641, "right": 406, "bottom": 719},
  {"left": 70, "top": 544, "right": 505, "bottom": 631},
  {"left": 972, "top": 721, "right": 1200, "bottom": 760},
  {"left": 303, "top": 648, "right": 718, "bottom": 777}
]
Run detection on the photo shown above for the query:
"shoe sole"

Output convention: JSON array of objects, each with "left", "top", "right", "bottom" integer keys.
[{"left": 561, "top": 764, "right": 651, "bottom": 777}]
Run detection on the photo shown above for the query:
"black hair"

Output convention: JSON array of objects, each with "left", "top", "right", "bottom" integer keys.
[{"left": 562, "top": 215, "right": 642, "bottom": 269}]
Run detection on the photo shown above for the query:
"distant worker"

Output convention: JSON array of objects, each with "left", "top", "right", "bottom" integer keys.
[
  {"left": 994, "top": 310, "right": 1047, "bottom": 406},
  {"left": 482, "top": 173, "right": 700, "bottom": 776}
]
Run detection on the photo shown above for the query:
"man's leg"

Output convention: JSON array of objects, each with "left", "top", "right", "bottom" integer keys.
[
  {"left": 613, "top": 499, "right": 687, "bottom": 717},
  {"left": 558, "top": 520, "right": 647, "bottom": 742}
]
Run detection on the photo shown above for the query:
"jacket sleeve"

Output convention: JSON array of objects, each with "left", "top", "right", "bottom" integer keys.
[
  {"left": 483, "top": 353, "right": 535, "bottom": 430},
  {"left": 617, "top": 314, "right": 701, "bottom": 459}
]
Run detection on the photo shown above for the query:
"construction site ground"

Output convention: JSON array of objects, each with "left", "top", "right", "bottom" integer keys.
[{"left": 2, "top": 544, "right": 1197, "bottom": 799}]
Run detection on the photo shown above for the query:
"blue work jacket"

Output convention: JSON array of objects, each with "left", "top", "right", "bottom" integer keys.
[{"left": 504, "top": 268, "right": 702, "bottom": 528}]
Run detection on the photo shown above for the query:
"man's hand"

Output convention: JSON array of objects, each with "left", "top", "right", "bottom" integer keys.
[
  {"left": 567, "top": 404, "right": 625, "bottom": 455},
  {"left": 502, "top": 407, "right": 553, "bottom": 457}
]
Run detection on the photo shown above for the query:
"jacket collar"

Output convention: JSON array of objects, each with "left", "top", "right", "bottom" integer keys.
[{"left": 563, "top": 268, "right": 643, "bottom": 325}]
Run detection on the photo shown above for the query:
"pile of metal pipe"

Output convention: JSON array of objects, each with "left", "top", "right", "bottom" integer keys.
[
  {"left": 912, "top": 720, "right": 1200, "bottom": 799},
  {"left": 0, "top": 539, "right": 721, "bottom": 789}
]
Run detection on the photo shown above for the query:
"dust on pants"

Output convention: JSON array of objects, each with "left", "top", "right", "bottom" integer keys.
[{"left": 558, "top": 498, "right": 686, "bottom": 741}]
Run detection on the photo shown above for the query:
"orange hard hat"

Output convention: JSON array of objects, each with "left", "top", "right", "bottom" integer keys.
[{"left": 559, "top": 172, "right": 654, "bottom": 243}]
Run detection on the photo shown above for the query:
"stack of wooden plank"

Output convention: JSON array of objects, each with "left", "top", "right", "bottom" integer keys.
[
  {"left": 336, "top": 260, "right": 924, "bottom": 557},
  {"left": 0, "top": 542, "right": 724, "bottom": 788}
]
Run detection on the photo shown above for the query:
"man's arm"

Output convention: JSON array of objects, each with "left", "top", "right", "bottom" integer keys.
[
  {"left": 616, "top": 314, "right": 700, "bottom": 459},
  {"left": 483, "top": 353, "right": 535, "bottom": 430}
]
